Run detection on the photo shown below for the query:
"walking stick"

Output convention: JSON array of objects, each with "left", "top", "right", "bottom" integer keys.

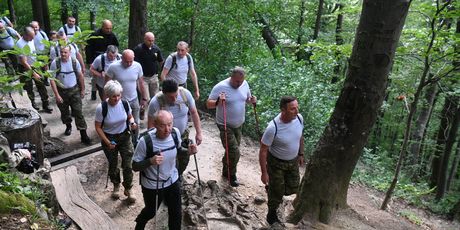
[
  {"left": 191, "top": 140, "right": 209, "bottom": 229},
  {"left": 155, "top": 157, "right": 160, "bottom": 230},
  {"left": 252, "top": 103, "right": 262, "bottom": 138},
  {"left": 222, "top": 99, "right": 231, "bottom": 185}
]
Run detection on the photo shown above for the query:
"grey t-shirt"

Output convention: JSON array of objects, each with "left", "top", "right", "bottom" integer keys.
[
  {"left": 92, "top": 53, "right": 121, "bottom": 88},
  {"left": 16, "top": 38, "right": 36, "bottom": 65},
  {"left": 49, "top": 58, "right": 82, "bottom": 88},
  {"left": 0, "top": 27, "right": 19, "bottom": 50},
  {"left": 147, "top": 87, "right": 195, "bottom": 134},
  {"left": 208, "top": 78, "right": 251, "bottom": 128},
  {"left": 58, "top": 24, "right": 81, "bottom": 38},
  {"left": 261, "top": 113, "right": 304, "bottom": 161},
  {"left": 133, "top": 128, "right": 181, "bottom": 189},
  {"left": 106, "top": 61, "right": 143, "bottom": 101},
  {"left": 50, "top": 43, "right": 79, "bottom": 61},
  {"left": 95, "top": 99, "right": 132, "bottom": 134},
  {"left": 163, "top": 53, "right": 194, "bottom": 85}
]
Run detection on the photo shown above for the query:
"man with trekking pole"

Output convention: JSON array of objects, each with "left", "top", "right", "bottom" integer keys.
[
  {"left": 132, "top": 110, "right": 197, "bottom": 230},
  {"left": 206, "top": 66, "right": 256, "bottom": 187}
]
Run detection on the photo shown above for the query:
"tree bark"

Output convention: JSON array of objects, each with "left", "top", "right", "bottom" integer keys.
[
  {"left": 31, "top": 0, "right": 44, "bottom": 27},
  {"left": 90, "top": 10, "right": 96, "bottom": 31},
  {"left": 332, "top": 3, "right": 344, "bottom": 83},
  {"left": 41, "top": 0, "right": 51, "bottom": 34},
  {"left": 408, "top": 82, "right": 438, "bottom": 175},
  {"left": 128, "top": 0, "right": 148, "bottom": 49},
  {"left": 189, "top": 0, "right": 200, "bottom": 49},
  {"left": 295, "top": 0, "right": 306, "bottom": 61},
  {"left": 289, "top": 0, "right": 411, "bottom": 224},
  {"left": 256, "top": 13, "right": 281, "bottom": 59},
  {"left": 447, "top": 137, "right": 460, "bottom": 191},
  {"left": 435, "top": 97, "right": 459, "bottom": 200},
  {"left": 71, "top": 4, "right": 79, "bottom": 26},
  {"left": 60, "top": 0, "right": 68, "bottom": 25},
  {"left": 430, "top": 97, "right": 457, "bottom": 188},
  {"left": 7, "top": 0, "right": 16, "bottom": 25},
  {"left": 312, "top": 0, "right": 325, "bottom": 41}
]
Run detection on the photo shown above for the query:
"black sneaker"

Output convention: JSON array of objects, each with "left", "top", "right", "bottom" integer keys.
[
  {"left": 64, "top": 124, "right": 72, "bottom": 136},
  {"left": 43, "top": 105, "right": 53, "bottom": 113},
  {"left": 31, "top": 103, "right": 39, "bottom": 110},
  {"left": 266, "top": 209, "right": 280, "bottom": 225},
  {"left": 80, "top": 130, "right": 91, "bottom": 145},
  {"left": 230, "top": 175, "right": 239, "bottom": 187}
]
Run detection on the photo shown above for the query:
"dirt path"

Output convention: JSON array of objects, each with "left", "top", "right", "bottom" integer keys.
[{"left": 41, "top": 78, "right": 459, "bottom": 229}]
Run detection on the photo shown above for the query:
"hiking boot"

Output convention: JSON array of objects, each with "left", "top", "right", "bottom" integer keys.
[
  {"left": 111, "top": 184, "right": 120, "bottom": 199},
  {"left": 80, "top": 130, "right": 91, "bottom": 145},
  {"left": 64, "top": 124, "right": 72, "bottom": 136},
  {"left": 139, "top": 107, "right": 145, "bottom": 120},
  {"left": 230, "top": 175, "right": 239, "bottom": 187},
  {"left": 31, "top": 102, "right": 39, "bottom": 110},
  {"left": 91, "top": 91, "right": 97, "bottom": 100},
  {"left": 124, "top": 189, "right": 136, "bottom": 203},
  {"left": 266, "top": 209, "right": 280, "bottom": 225},
  {"left": 42, "top": 103, "right": 53, "bottom": 113}
]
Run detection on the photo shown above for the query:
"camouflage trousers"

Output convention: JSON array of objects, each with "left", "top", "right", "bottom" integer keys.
[
  {"left": 217, "top": 124, "right": 242, "bottom": 177},
  {"left": 176, "top": 128, "right": 190, "bottom": 176},
  {"left": 102, "top": 130, "right": 134, "bottom": 190},
  {"left": 57, "top": 86, "right": 87, "bottom": 130},
  {"left": 20, "top": 73, "right": 49, "bottom": 107},
  {"left": 267, "top": 153, "right": 300, "bottom": 211}
]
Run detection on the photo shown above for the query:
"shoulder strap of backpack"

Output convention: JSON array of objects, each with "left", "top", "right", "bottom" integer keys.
[
  {"left": 63, "top": 25, "right": 68, "bottom": 35},
  {"left": 101, "top": 101, "right": 108, "bottom": 128},
  {"left": 71, "top": 57, "right": 77, "bottom": 75},
  {"left": 76, "top": 25, "right": 80, "bottom": 32},
  {"left": 156, "top": 92, "right": 167, "bottom": 109},
  {"left": 54, "top": 45, "right": 60, "bottom": 58},
  {"left": 171, "top": 129, "right": 180, "bottom": 150},
  {"left": 122, "top": 100, "right": 130, "bottom": 128},
  {"left": 186, "top": 53, "right": 191, "bottom": 72},
  {"left": 5, "top": 27, "right": 13, "bottom": 38},
  {"left": 39, "top": 31, "right": 47, "bottom": 40},
  {"left": 101, "top": 54, "right": 105, "bottom": 72},
  {"left": 297, "top": 114, "right": 303, "bottom": 125},
  {"left": 55, "top": 58, "right": 61, "bottom": 76},
  {"left": 178, "top": 87, "right": 189, "bottom": 108},
  {"left": 273, "top": 119, "right": 278, "bottom": 139},
  {"left": 171, "top": 54, "right": 177, "bottom": 69}
]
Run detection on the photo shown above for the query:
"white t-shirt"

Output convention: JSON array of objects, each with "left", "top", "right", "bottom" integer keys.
[
  {"left": 33, "top": 30, "right": 48, "bottom": 53},
  {"left": 95, "top": 99, "right": 132, "bottom": 134},
  {"left": 58, "top": 24, "right": 81, "bottom": 38},
  {"left": 106, "top": 61, "right": 143, "bottom": 102},
  {"left": 91, "top": 53, "right": 121, "bottom": 88},
  {"left": 163, "top": 53, "right": 194, "bottom": 85},
  {"left": 16, "top": 38, "right": 36, "bottom": 65},
  {"left": 208, "top": 78, "right": 251, "bottom": 128},
  {"left": 261, "top": 113, "right": 304, "bottom": 161},
  {"left": 49, "top": 43, "right": 79, "bottom": 61},
  {"left": 49, "top": 58, "right": 82, "bottom": 89},
  {"left": 147, "top": 87, "right": 195, "bottom": 134},
  {"left": 133, "top": 128, "right": 181, "bottom": 189},
  {"left": 0, "top": 27, "right": 19, "bottom": 50}
]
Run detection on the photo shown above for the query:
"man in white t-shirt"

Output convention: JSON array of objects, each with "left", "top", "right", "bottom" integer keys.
[
  {"left": 49, "top": 31, "right": 86, "bottom": 74},
  {"left": 259, "top": 96, "right": 304, "bottom": 225},
  {"left": 105, "top": 49, "right": 147, "bottom": 144},
  {"left": 147, "top": 79, "right": 203, "bottom": 176},
  {"left": 160, "top": 41, "right": 199, "bottom": 100},
  {"left": 90, "top": 45, "right": 120, "bottom": 100},
  {"left": 49, "top": 45, "right": 91, "bottom": 145},
  {"left": 206, "top": 66, "right": 256, "bottom": 187},
  {"left": 16, "top": 26, "right": 52, "bottom": 113},
  {"left": 58, "top": 16, "right": 81, "bottom": 38},
  {"left": 29, "top": 21, "right": 48, "bottom": 55}
]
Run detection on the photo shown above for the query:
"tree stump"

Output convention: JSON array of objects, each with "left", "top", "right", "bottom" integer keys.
[{"left": 0, "top": 108, "right": 44, "bottom": 165}]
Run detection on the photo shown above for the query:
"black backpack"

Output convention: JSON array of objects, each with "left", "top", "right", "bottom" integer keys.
[
  {"left": 63, "top": 24, "right": 80, "bottom": 36},
  {"left": 101, "top": 100, "right": 130, "bottom": 128},
  {"left": 273, "top": 114, "right": 303, "bottom": 138},
  {"left": 55, "top": 57, "right": 78, "bottom": 76},
  {"left": 99, "top": 54, "right": 120, "bottom": 72},
  {"left": 170, "top": 53, "right": 191, "bottom": 72},
  {"left": 139, "top": 128, "right": 180, "bottom": 159}
]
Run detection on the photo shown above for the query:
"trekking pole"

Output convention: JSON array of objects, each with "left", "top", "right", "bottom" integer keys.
[
  {"left": 222, "top": 99, "right": 231, "bottom": 184},
  {"left": 252, "top": 103, "right": 262, "bottom": 138},
  {"left": 155, "top": 152, "right": 161, "bottom": 230},
  {"left": 191, "top": 140, "right": 209, "bottom": 229}
]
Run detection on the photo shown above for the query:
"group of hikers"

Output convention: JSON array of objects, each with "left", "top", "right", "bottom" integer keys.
[{"left": 0, "top": 15, "right": 305, "bottom": 228}]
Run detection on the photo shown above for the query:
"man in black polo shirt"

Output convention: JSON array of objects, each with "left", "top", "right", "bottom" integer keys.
[{"left": 133, "top": 32, "right": 163, "bottom": 120}]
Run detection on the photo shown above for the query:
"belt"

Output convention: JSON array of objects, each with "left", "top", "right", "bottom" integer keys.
[{"left": 269, "top": 152, "right": 298, "bottom": 163}]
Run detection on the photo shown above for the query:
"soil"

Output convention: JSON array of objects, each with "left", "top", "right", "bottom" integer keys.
[{"left": 7, "top": 78, "right": 460, "bottom": 229}]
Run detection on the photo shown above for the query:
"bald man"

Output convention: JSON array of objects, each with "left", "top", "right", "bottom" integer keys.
[
  {"left": 86, "top": 19, "right": 119, "bottom": 100},
  {"left": 105, "top": 49, "right": 146, "bottom": 145}
]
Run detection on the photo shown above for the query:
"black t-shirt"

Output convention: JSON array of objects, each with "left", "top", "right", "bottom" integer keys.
[
  {"left": 85, "top": 29, "right": 119, "bottom": 64},
  {"left": 133, "top": 43, "right": 163, "bottom": 77}
]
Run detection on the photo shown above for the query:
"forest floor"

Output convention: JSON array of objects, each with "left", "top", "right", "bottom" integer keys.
[{"left": 3, "top": 77, "right": 460, "bottom": 230}]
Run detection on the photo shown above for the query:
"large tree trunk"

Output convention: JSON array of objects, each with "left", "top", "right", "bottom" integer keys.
[
  {"left": 41, "top": 0, "right": 51, "bottom": 34},
  {"left": 331, "top": 3, "right": 344, "bottom": 83},
  {"left": 435, "top": 97, "right": 460, "bottom": 200},
  {"left": 408, "top": 82, "right": 438, "bottom": 176},
  {"left": 7, "top": 0, "right": 16, "bottom": 25},
  {"left": 295, "top": 0, "right": 306, "bottom": 61},
  {"left": 430, "top": 96, "right": 457, "bottom": 188},
  {"left": 60, "top": 0, "right": 68, "bottom": 25},
  {"left": 312, "top": 0, "right": 325, "bottom": 41},
  {"left": 128, "top": 0, "right": 148, "bottom": 49},
  {"left": 256, "top": 13, "right": 282, "bottom": 59},
  {"left": 289, "top": 0, "right": 410, "bottom": 224},
  {"left": 31, "top": 0, "right": 45, "bottom": 27},
  {"left": 447, "top": 137, "right": 460, "bottom": 191},
  {"left": 71, "top": 4, "right": 79, "bottom": 26},
  {"left": 189, "top": 0, "right": 199, "bottom": 48}
]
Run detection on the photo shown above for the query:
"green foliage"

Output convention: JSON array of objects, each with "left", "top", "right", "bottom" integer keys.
[
  {"left": 0, "top": 164, "right": 46, "bottom": 204},
  {"left": 0, "top": 190, "right": 36, "bottom": 214},
  {"left": 399, "top": 210, "right": 423, "bottom": 226}
]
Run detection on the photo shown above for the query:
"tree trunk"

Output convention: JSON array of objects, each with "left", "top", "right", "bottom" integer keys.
[
  {"left": 312, "top": 0, "right": 325, "bottom": 41},
  {"left": 289, "top": 0, "right": 410, "bottom": 224},
  {"left": 430, "top": 97, "right": 457, "bottom": 188},
  {"left": 90, "top": 10, "right": 96, "bottom": 31},
  {"left": 435, "top": 97, "right": 460, "bottom": 200},
  {"left": 295, "top": 0, "right": 306, "bottom": 61},
  {"left": 447, "top": 137, "right": 460, "bottom": 191},
  {"left": 408, "top": 82, "right": 438, "bottom": 175},
  {"left": 128, "top": 0, "right": 148, "bottom": 49},
  {"left": 60, "top": 0, "right": 68, "bottom": 25},
  {"left": 71, "top": 4, "right": 79, "bottom": 26},
  {"left": 41, "top": 0, "right": 51, "bottom": 34},
  {"left": 189, "top": 0, "right": 199, "bottom": 49},
  {"left": 257, "top": 13, "right": 281, "bottom": 59},
  {"left": 331, "top": 3, "right": 344, "bottom": 84},
  {"left": 7, "top": 0, "right": 16, "bottom": 25},
  {"left": 31, "top": 0, "right": 44, "bottom": 27}
]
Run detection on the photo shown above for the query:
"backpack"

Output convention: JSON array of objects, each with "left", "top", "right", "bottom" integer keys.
[
  {"left": 63, "top": 24, "right": 80, "bottom": 36},
  {"left": 101, "top": 100, "right": 130, "bottom": 129},
  {"left": 39, "top": 30, "right": 47, "bottom": 41},
  {"left": 54, "top": 43, "right": 78, "bottom": 59},
  {"left": 156, "top": 87, "right": 189, "bottom": 110},
  {"left": 272, "top": 114, "right": 303, "bottom": 138},
  {"left": 99, "top": 54, "right": 120, "bottom": 72},
  {"left": 140, "top": 128, "right": 180, "bottom": 159},
  {"left": 170, "top": 53, "right": 191, "bottom": 72},
  {"left": 55, "top": 57, "right": 78, "bottom": 76}
]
